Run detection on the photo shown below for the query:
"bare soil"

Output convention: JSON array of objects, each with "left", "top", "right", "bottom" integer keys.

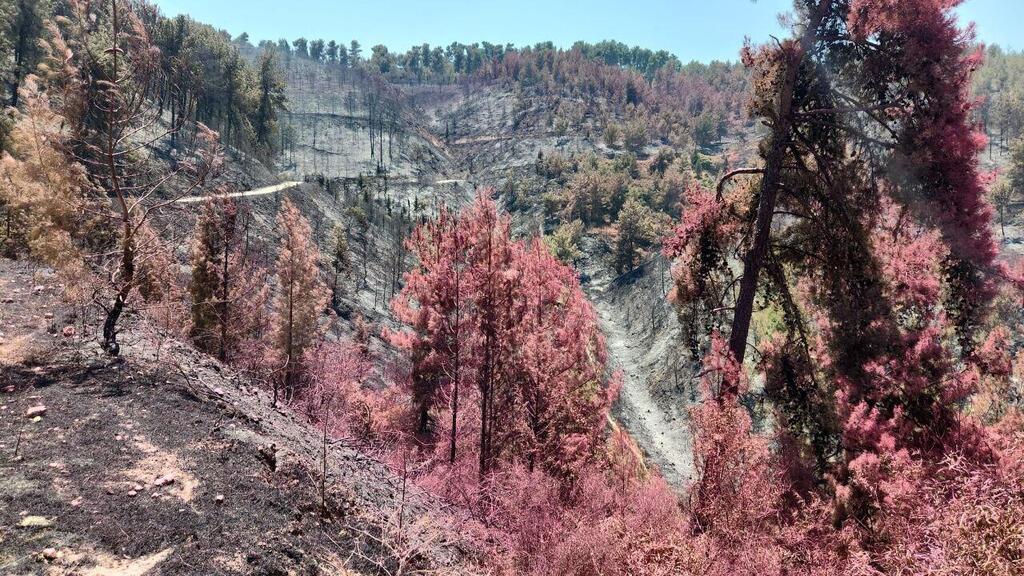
[{"left": 0, "top": 259, "right": 475, "bottom": 576}]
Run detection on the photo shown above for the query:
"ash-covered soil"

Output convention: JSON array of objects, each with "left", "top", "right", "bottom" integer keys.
[
  {"left": 0, "top": 260, "right": 476, "bottom": 576},
  {"left": 576, "top": 238, "right": 696, "bottom": 491}
]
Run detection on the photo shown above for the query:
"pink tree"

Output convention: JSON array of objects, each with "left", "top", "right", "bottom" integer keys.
[{"left": 389, "top": 192, "right": 613, "bottom": 482}]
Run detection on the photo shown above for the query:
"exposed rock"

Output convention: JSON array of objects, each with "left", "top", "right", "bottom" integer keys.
[
  {"left": 25, "top": 405, "right": 47, "bottom": 418},
  {"left": 18, "top": 516, "right": 52, "bottom": 528}
]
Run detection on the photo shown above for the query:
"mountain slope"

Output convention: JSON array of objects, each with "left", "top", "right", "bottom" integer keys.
[{"left": 0, "top": 260, "right": 475, "bottom": 575}]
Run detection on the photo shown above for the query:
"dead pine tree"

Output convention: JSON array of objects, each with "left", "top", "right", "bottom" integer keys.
[{"left": 49, "top": 0, "right": 221, "bottom": 355}]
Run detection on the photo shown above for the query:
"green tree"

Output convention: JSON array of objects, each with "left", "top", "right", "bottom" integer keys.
[
  {"left": 349, "top": 40, "right": 362, "bottom": 65},
  {"left": 614, "top": 198, "right": 657, "bottom": 272},
  {"left": 293, "top": 37, "right": 308, "bottom": 59},
  {"left": 309, "top": 38, "right": 325, "bottom": 62},
  {"left": 254, "top": 50, "right": 287, "bottom": 154},
  {"left": 545, "top": 220, "right": 584, "bottom": 264}
]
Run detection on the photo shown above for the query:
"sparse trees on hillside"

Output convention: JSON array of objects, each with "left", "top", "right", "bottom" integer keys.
[
  {"left": 151, "top": 12, "right": 285, "bottom": 153},
  {"left": 973, "top": 45, "right": 1024, "bottom": 148},
  {"left": 271, "top": 198, "right": 329, "bottom": 403},
  {"left": 43, "top": 0, "right": 221, "bottom": 355}
]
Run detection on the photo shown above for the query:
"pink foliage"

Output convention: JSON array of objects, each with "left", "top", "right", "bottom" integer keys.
[
  {"left": 662, "top": 182, "right": 737, "bottom": 304},
  {"left": 688, "top": 336, "right": 782, "bottom": 550},
  {"left": 301, "top": 338, "right": 390, "bottom": 443},
  {"left": 871, "top": 198, "right": 946, "bottom": 309},
  {"left": 388, "top": 191, "right": 613, "bottom": 481},
  {"left": 850, "top": 0, "right": 998, "bottom": 295}
]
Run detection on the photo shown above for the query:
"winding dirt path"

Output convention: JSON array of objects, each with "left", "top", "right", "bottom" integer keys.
[
  {"left": 176, "top": 177, "right": 471, "bottom": 206},
  {"left": 175, "top": 181, "right": 303, "bottom": 204}
]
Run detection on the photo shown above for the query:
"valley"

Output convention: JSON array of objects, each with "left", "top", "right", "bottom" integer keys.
[{"left": 2, "top": 1, "right": 1024, "bottom": 574}]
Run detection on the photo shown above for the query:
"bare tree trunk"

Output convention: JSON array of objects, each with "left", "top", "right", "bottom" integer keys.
[
  {"left": 102, "top": 222, "right": 135, "bottom": 355},
  {"left": 102, "top": 0, "right": 132, "bottom": 356},
  {"left": 724, "top": 8, "right": 823, "bottom": 393},
  {"left": 725, "top": 70, "right": 793, "bottom": 378},
  {"left": 449, "top": 264, "right": 461, "bottom": 465}
]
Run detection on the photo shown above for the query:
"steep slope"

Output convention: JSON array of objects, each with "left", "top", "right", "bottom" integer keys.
[
  {"left": 202, "top": 55, "right": 746, "bottom": 496},
  {"left": 0, "top": 260, "right": 476, "bottom": 575},
  {"left": 325, "top": 74, "right": 710, "bottom": 491},
  {"left": 576, "top": 238, "right": 695, "bottom": 489},
  {"left": 277, "top": 59, "right": 458, "bottom": 186}
]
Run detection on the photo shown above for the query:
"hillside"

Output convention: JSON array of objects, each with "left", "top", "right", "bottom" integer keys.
[
  {"left": 3, "top": 1, "right": 1024, "bottom": 574},
  {"left": 263, "top": 55, "right": 745, "bottom": 489},
  {"left": 0, "top": 259, "right": 473, "bottom": 575}
]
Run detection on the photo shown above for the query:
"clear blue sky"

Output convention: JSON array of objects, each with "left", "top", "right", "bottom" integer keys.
[{"left": 150, "top": 0, "right": 1022, "bottom": 63}]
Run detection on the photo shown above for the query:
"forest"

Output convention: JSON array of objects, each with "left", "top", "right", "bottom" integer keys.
[{"left": 1, "top": 0, "right": 1024, "bottom": 575}]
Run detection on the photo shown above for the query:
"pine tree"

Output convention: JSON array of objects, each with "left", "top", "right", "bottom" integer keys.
[
  {"left": 613, "top": 198, "right": 657, "bottom": 272},
  {"left": 389, "top": 192, "right": 612, "bottom": 479},
  {"left": 271, "top": 198, "right": 329, "bottom": 403},
  {"left": 254, "top": 49, "right": 287, "bottom": 155},
  {"left": 190, "top": 198, "right": 235, "bottom": 356},
  {"left": 188, "top": 197, "right": 268, "bottom": 362},
  {"left": 329, "top": 223, "right": 351, "bottom": 307},
  {"left": 389, "top": 203, "right": 468, "bottom": 459}
]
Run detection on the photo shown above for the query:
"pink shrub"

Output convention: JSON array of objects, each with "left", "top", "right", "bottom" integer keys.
[{"left": 301, "top": 339, "right": 373, "bottom": 439}]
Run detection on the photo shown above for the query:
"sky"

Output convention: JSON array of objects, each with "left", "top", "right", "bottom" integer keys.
[{"left": 150, "top": 0, "right": 1023, "bottom": 64}]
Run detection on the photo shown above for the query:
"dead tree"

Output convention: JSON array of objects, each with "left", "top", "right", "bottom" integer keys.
[{"left": 54, "top": 0, "right": 220, "bottom": 355}]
